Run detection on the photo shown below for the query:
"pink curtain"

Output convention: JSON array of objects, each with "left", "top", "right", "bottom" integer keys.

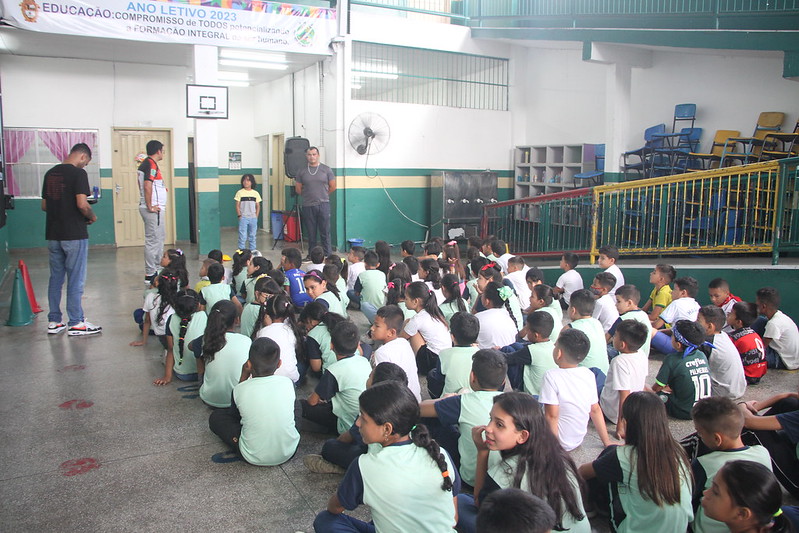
[
  {"left": 38, "top": 131, "right": 97, "bottom": 161},
  {"left": 3, "top": 130, "right": 36, "bottom": 196}
]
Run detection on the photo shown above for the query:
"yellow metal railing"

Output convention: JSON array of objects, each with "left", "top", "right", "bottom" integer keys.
[{"left": 589, "top": 161, "right": 783, "bottom": 262}]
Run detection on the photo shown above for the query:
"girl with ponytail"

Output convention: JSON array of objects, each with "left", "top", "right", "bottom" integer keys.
[
  {"left": 702, "top": 460, "right": 795, "bottom": 533},
  {"left": 386, "top": 263, "right": 415, "bottom": 320},
  {"left": 242, "top": 256, "right": 272, "bottom": 304},
  {"left": 475, "top": 262, "right": 524, "bottom": 330},
  {"left": 240, "top": 277, "right": 282, "bottom": 338},
  {"left": 195, "top": 300, "right": 251, "bottom": 408},
  {"left": 255, "top": 292, "right": 304, "bottom": 383},
  {"left": 400, "top": 281, "right": 452, "bottom": 374},
  {"left": 476, "top": 281, "right": 519, "bottom": 349},
  {"left": 313, "top": 381, "right": 460, "bottom": 533},
  {"left": 155, "top": 289, "right": 207, "bottom": 385},
  {"left": 131, "top": 268, "right": 179, "bottom": 349},
  {"left": 231, "top": 248, "right": 252, "bottom": 299},
  {"left": 161, "top": 248, "right": 189, "bottom": 289},
  {"left": 439, "top": 273, "right": 468, "bottom": 324},
  {"left": 304, "top": 269, "right": 346, "bottom": 316},
  {"left": 300, "top": 301, "right": 346, "bottom": 374},
  {"left": 418, "top": 258, "right": 445, "bottom": 305}
]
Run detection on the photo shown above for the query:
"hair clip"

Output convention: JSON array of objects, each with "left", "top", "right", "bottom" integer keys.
[
  {"left": 410, "top": 424, "right": 417, "bottom": 432},
  {"left": 305, "top": 271, "right": 323, "bottom": 281},
  {"left": 235, "top": 249, "right": 243, "bottom": 255},
  {"left": 498, "top": 286, "right": 513, "bottom": 301},
  {"left": 774, "top": 509, "right": 784, "bottom": 518},
  {"left": 441, "top": 470, "right": 450, "bottom": 478},
  {"left": 387, "top": 282, "right": 395, "bottom": 289},
  {"left": 481, "top": 262, "right": 497, "bottom": 271},
  {"left": 174, "top": 249, "right": 183, "bottom": 256},
  {"left": 447, "top": 240, "right": 457, "bottom": 246},
  {"left": 404, "top": 282, "right": 411, "bottom": 289}
]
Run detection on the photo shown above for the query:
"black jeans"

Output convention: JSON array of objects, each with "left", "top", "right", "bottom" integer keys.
[
  {"left": 209, "top": 407, "right": 242, "bottom": 454},
  {"left": 301, "top": 399, "right": 339, "bottom": 434},
  {"left": 321, "top": 438, "right": 367, "bottom": 470},
  {"left": 302, "top": 203, "right": 331, "bottom": 255}
]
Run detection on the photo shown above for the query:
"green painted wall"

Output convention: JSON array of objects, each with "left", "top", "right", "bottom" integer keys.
[
  {"left": 6, "top": 191, "right": 115, "bottom": 249},
  {"left": 0, "top": 224, "right": 9, "bottom": 280},
  {"left": 536, "top": 264, "right": 799, "bottom": 323}
]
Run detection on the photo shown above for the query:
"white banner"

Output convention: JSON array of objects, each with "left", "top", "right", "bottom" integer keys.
[{"left": 4, "top": 0, "right": 336, "bottom": 54}]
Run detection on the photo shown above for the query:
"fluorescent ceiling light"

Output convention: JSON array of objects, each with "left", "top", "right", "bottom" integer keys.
[
  {"left": 219, "top": 49, "right": 287, "bottom": 63},
  {"left": 218, "top": 70, "right": 250, "bottom": 81},
  {"left": 222, "top": 80, "right": 251, "bottom": 87},
  {"left": 353, "top": 62, "right": 397, "bottom": 74},
  {"left": 353, "top": 71, "right": 399, "bottom": 80},
  {"left": 351, "top": 83, "right": 362, "bottom": 90},
  {"left": 219, "top": 59, "right": 288, "bottom": 70}
]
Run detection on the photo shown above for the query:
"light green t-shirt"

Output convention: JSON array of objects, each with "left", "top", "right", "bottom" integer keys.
[
  {"left": 232, "top": 270, "right": 248, "bottom": 297},
  {"left": 234, "top": 375, "right": 300, "bottom": 466},
  {"left": 440, "top": 299, "right": 468, "bottom": 324},
  {"left": 456, "top": 390, "right": 502, "bottom": 486},
  {"left": 570, "top": 317, "right": 610, "bottom": 373},
  {"left": 620, "top": 309, "right": 653, "bottom": 355},
  {"left": 543, "top": 300, "right": 564, "bottom": 337},
  {"left": 242, "top": 277, "right": 259, "bottom": 304},
  {"left": 399, "top": 301, "right": 417, "bottom": 320},
  {"left": 318, "top": 291, "right": 346, "bottom": 317},
  {"left": 201, "top": 282, "right": 231, "bottom": 315},
  {"left": 327, "top": 355, "right": 372, "bottom": 434},
  {"left": 199, "top": 332, "right": 252, "bottom": 408},
  {"left": 693, "top": 446, "right": 772, "bottom": 533},
  {"left": 439, "top": 346, "right": 478, "bottom": 394},
  {"left": 308, "top": 322, "right": 337, "bottom": 370},
  {"left": 523, "top": 339, "right": 557, "bottom": 396},
  {"left": 358, "top": 442, "right": 457, "bottom": 533},
  {"left": 358, "top": 269, "right": 387, "bottom": 310},
  {"left": 488, "top": 453, "right": 590, "bottom": 532},
  {"left": 466, "top": 279, "right": 479, "bottom": 311},
  {"left": 239, "top": 302, "right": 261, "bottom": 339},
  {"left": 168, "top": 311, "right": 207, "bottom": 376},
  {"left": 611, "top": 445, "right": 693, "bottom": 533}
]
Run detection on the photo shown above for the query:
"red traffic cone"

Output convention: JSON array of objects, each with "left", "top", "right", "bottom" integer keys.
[
  {"left": 18, "top": 259, "right": 42, "bottom": 313},
  {"left": 7, "top": 268, "right": 34, "bottom": 326}
]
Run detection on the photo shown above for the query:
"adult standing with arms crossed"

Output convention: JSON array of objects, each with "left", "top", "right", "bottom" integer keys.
[
  {"left": 42, "top": 143, "right": 102, "bottom": 336},
  {"left": 138, "top": 140, "right": 167, "bottom": 284},
  {"left": 295, "top": 146, "right": 336, "bottom": 256}
]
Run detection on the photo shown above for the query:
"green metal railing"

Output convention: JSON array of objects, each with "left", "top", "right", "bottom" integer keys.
[
  {"left": 481, "top": 157, "right": 799, "bottom": 264},
  {"left": 350, "top": 0, "right": 468, "bottom": 20}
]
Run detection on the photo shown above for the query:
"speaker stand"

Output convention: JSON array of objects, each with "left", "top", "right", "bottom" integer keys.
[{"left": 272, "top": 189, "right": 303, "bottom": 253}]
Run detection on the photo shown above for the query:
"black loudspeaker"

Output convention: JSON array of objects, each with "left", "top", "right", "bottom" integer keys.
[{"left": 284, "top": 137, "right": 310, "bottom": 179}]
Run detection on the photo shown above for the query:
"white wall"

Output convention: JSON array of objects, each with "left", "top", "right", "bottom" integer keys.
[
  {"left": 1, "top": 55, "right": 191, "bottom": 169},
  {"left": 217, "top": 86, "right": 260, "bottom": 169},
  {"left": 514, "top": 45, "right": 798, "bottom": 155}
]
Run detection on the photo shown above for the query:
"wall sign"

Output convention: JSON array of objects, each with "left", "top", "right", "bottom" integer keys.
[{"left": 5, "top": 0, "right": 336, "bottom": 55}]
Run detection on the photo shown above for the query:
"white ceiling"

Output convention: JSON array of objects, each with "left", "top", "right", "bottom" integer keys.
[{"left": 0, "top": 25, "right": 328, "bottom": 84}]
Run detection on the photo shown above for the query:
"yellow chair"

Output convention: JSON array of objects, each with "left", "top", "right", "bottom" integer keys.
[
  {"left": 761, "top": 119, "right": 799, "bottom": 161},
  {"left": 687, "top": 129, "right": 741, "bottom": 170},
  {"left": 719, "top": 112, "right": 785, "bottom": 166}
]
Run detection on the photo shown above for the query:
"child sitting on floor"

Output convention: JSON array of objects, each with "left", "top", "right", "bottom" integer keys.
[
  {"left": 727, "top": 301, "right": 767, "bottom": 385},
  {"left": 599, "top": 319, "right": 649, "bottom": 433},
  {"left": 428, "top": 312, "right": 480, "bottom": 398},
  {"left": 370, "top": 305, "right": 421, "bottom": 402},
  {"left": 696, "top": 306, "right": 746, "bottom": 401},
  {"left": 651, "top": 276, "right": 701, "bottom": 354},
  {"left": 540, "top": 328, "right": 615, "bottom": 451},
  {"left": 597, "top": 244, "right": 624, "bottom": 295},
  {"left": 301, "top": 320, "right": 372, "bottom": 435},
  {"left": 707, "top": 278, "right": 741, "bottom": 333},
  {"left": 208, "top": 337, "right": 299, "bottom": 466},
  {"left": 756, "top": 287, "right": 799, "bottom": 370},
  {"left": 642, "top": 263, "right": 676, "bottom": 324}
]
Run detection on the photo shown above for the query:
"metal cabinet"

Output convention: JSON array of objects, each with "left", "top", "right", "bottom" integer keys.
[{"left": 430, "top": 171, "right": 498, "bottom": 240}]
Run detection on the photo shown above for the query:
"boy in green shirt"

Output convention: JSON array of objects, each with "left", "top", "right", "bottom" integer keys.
[
  {"left": 427, "top": 312, "right": 480, "bottom": 398},
  {"left": 208, "top": 337, "right": 300, "bottom": 466},
  {"left": 355, "top": 250, "right": 387, "bottom": 324},
  {"left": 302, "top": 320, "right": 372, "bottom": 434}
]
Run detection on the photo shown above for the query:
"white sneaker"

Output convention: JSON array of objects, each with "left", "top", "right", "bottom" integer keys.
[
  {"left": 68, "top": 321, "right": 102, "bottom": 336},
  {"left": 47, "top": 322, "right": 67, "bottom": 334}
]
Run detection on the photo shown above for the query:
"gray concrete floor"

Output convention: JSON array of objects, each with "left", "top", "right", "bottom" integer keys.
[{"left": 1, "top": 229, "right": 797, "bottom": 532}]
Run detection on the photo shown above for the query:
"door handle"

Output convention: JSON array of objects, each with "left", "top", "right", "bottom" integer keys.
[{"left": 115, "top": 184, "right": 122, "bottom": 195}]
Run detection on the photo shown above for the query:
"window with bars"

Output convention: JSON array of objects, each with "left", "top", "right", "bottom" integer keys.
[
  {"left": 352, "top": 42, "right": 509, "bottom": 111},
  {"left": 3, "top": 128, "right": 100, "bottom": 199}
]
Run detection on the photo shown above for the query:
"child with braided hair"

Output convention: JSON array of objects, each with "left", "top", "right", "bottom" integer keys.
[
  {"left": 313, "top": 381, "right": 460, "bottom": 533},
  {"left": 131, "top": 268, "right": 179, "bottom": 349},
  {"left": 476, "top": 281, "right": 518, "bottom": 350},
  {"left": 154, "top": 289, "right": 207, "bottom": 385},
  {"left": 400, "top": 281, "right": 452, "bottom": 374},
  {"left": 254, "top": 292, "right": 304, "bottom": 384}
]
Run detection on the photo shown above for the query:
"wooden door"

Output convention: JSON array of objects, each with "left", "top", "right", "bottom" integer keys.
[{"left": 112, "top": 129, "right": 174, "bottom": 247}]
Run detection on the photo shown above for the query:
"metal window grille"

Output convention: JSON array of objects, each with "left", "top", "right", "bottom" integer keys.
[{"left": 352, "top": 42, "right": 509, "bottom": 110}]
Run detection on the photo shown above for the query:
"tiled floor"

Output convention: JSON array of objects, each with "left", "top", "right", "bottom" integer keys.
[{"left": 1, "top": 230, "right": 796, "bottom": 532}]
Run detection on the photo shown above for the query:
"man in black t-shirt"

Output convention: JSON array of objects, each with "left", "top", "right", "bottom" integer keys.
[{"left": 41, "top": 143, "right": 102, "bottom": 336}]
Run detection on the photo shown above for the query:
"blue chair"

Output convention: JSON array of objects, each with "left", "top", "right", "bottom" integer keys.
[
  {"left": 672, "top": 103, "right": 697, "bottom": 132},
  {"left": 653, "top": 127, "right": 703, "bottom": 175},
  {"left": 574, "top": 144, "right": 605, "bottom": 187},
  {"left": 623, "top": 124, "right": 666, "bottom": 180}
]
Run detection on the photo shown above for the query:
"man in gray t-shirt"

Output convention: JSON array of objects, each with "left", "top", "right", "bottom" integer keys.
[{"left": 295, "top": 146, "right": 336, "bottom": 255}]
